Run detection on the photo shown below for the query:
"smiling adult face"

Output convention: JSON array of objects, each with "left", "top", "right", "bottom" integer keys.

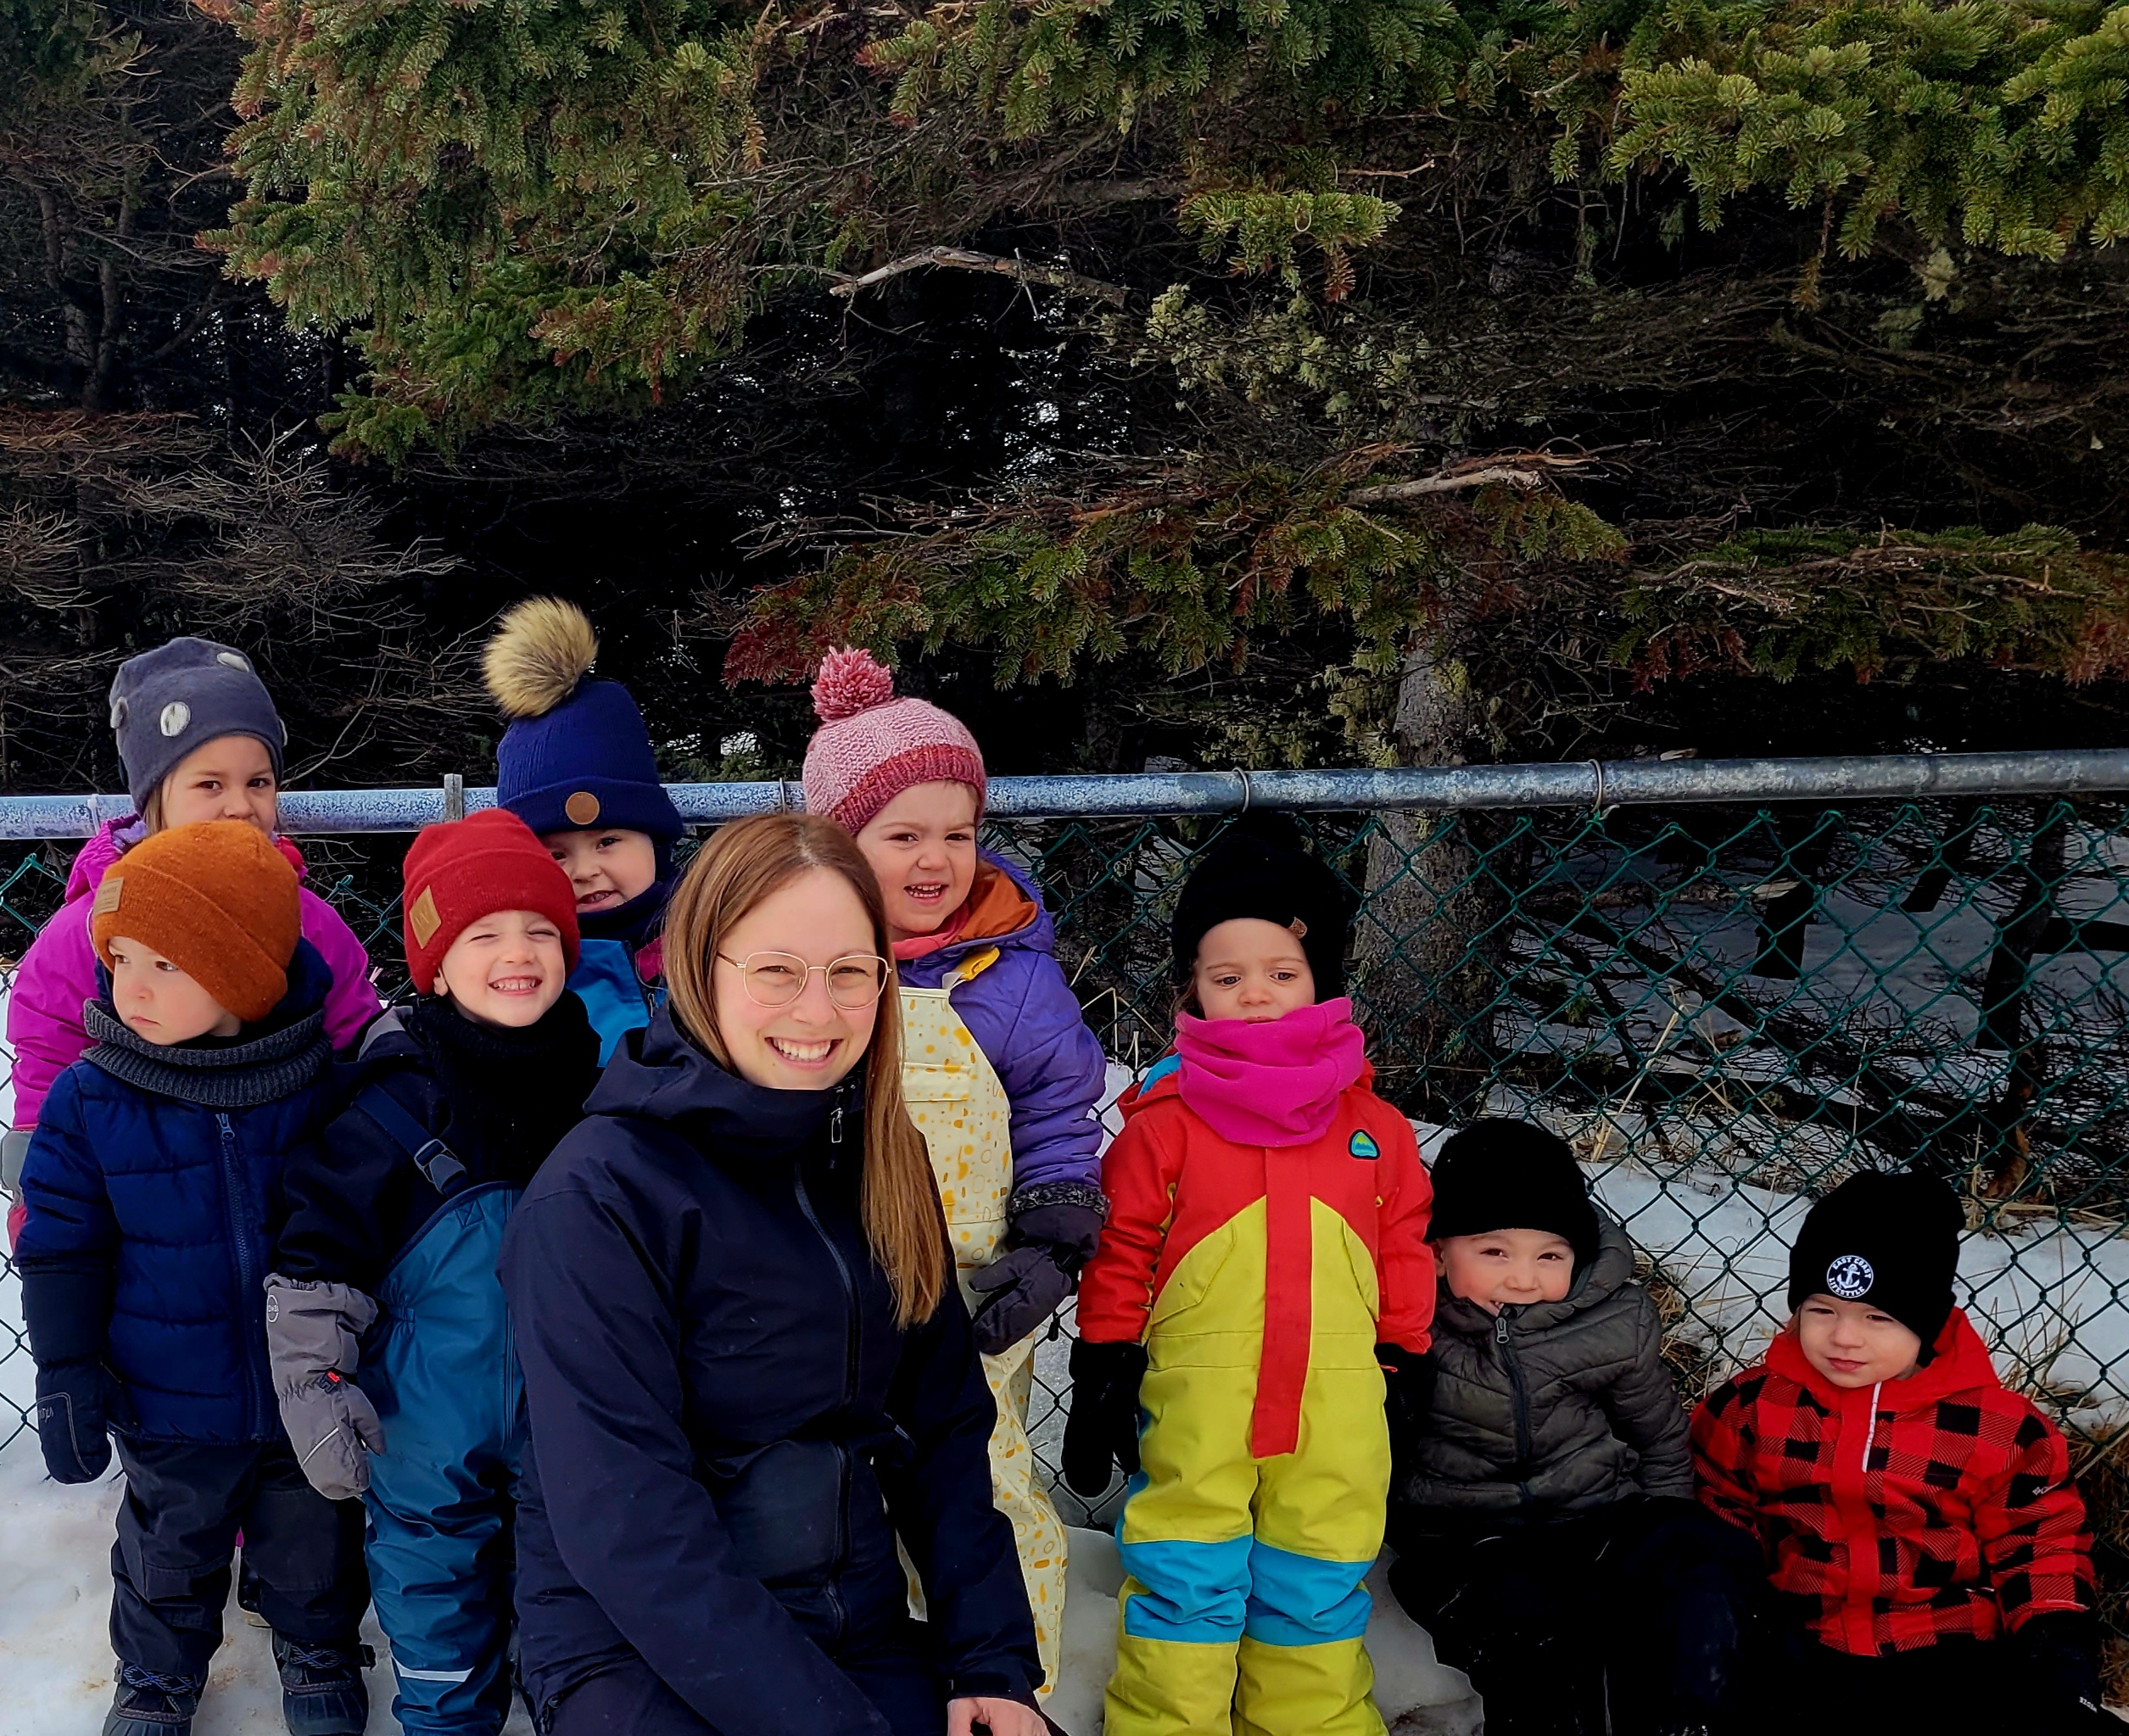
[{"left": 710, "top": 867, "right": 882, "bottom": 1091}]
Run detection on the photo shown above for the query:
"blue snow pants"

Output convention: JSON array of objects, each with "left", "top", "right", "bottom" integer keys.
[{"left": 359, "top": 1182, "right": 524, "bottom": 1735}]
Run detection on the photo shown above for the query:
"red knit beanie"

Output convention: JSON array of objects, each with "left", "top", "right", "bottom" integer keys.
[
  {"left": 401, "top": 808, "right": 582, "bottom": 995},
  {"left": 800, "top": 649, "right": 986, "bottom": 834}
]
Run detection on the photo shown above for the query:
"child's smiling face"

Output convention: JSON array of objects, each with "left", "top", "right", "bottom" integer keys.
[
  {"left": 543, "top": 827, "right": 657, "bottom": 914},
  {"left": 1795, "top": 1295, "right": 1924, "bottom": 1387},
  {"left": 1191, "top": 918, "right": 1316, "bottom": 1022},
  {"left": 1437, "top": 1228, "right": 1577, "bottom": 1314},
  {"left": 435, "top": 908, "right": 570, "bottom": 1029},
  {"left": 853, "top": 781, "right": 979, "bottom": 941}
]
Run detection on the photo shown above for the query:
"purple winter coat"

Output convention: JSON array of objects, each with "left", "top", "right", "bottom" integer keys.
[
  {"left": 5, "top": 817, "right": 383, "bottom": 1133},
  {"left": 897, "top": 851, "right": 1106, "bottom": 1198}
]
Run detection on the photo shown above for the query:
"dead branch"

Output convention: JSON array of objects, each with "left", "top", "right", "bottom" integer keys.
[
  {"left": 1346, "top": 451, "right": 1595, "bottom": 504},
  {"left": 824, "top": 246, "right": 1127, "bottom": 307}
]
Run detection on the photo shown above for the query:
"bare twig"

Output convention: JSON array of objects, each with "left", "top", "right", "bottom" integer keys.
[
  {"left": 1346, "top": 451, "right": 1595, "bottom": 504},
  {"left": 824, "top": 246, "right": 1127, "bottom": 307}
]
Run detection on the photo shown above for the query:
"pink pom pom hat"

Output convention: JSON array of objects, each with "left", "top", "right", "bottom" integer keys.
[{"left": 801, "top": 648, "right": 987, "bottom": 833}]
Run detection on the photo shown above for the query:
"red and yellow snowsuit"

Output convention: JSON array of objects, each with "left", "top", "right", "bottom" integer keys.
[{"left": 1076, "top": 1056, "right": 1434, "bottom": 1736}]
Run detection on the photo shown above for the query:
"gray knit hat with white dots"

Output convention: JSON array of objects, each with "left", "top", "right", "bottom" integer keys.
[{"left": 107, "top": 638, "right": 287, "bottom": 811}]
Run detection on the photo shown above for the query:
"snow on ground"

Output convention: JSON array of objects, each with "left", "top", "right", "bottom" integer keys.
[
  {"left": 1054, "top": 1527, "right": 1478, "bottom": 1736},
  {"left": 0, "top": 1445, "right": 536, "bottom": 1734}
]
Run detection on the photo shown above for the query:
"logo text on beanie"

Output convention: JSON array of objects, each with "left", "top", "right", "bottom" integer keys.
[
  {"left": 409, "top": 886, "right": 442, "bottom": 947},
  {"left": 93, "top": 877, "right": 123, "bottom": 918},
  {"left": 159, "top": 701, "right": 191, "bottom": 738},
  {"left": 1825, "top": 1253, "right": 1875, "bottom": 1300},
  {"left": 565, "top": 790, "right": 602, "bottom": 825}
]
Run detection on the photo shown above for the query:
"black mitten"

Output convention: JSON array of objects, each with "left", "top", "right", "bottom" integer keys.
[
  {"left": 2010, "top": 1610, "right": 2107, "bottom": 1717},
  {"left": 1062, "top": 1338, "right": 1148, "bottom": 1497},
  {"left": 968, "top": 1248, "right": 1076, "bottom": 1357},
  {"left": 36, "top": 1360, "right": 111, "bottom": 1484},
  {"left": 1378, "top": 1342, "right": 1436, "bottom": 1448},
  {"left": 1003, "top": 1186, "right": 1107, "bottom": 1271}
]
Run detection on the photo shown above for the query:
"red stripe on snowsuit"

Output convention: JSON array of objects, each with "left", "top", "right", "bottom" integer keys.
[
  {"left": 1691, "top": 1309, "right": 2093, "bottom": 1656},
  {"left": 1076, "top": 1061, "right": 1434, "bottom": 1460}
]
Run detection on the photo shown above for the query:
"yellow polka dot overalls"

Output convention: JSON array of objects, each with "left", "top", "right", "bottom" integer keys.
[{"left": 900, "top": 952, "right": 1069, "bottom": 1699}]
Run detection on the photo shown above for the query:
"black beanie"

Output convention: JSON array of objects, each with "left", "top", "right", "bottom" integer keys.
[
  {"left": 1787, "top": 1170, "right": 1964, "bottom": 1349},
  {"left": 1171, "top": 815, "right": 1355, "bottom": 998},
  {"left": 1428, "top": 1119, "right": 1601, "bottom": 1268}
]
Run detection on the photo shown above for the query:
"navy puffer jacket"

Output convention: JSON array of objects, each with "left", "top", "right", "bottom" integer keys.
[
  {"left": 17, "top": 942, "right": 336, "bottom": 1443},
  {"left": 500, "top": 1006, "right": 1042, "bottom": 1733}
]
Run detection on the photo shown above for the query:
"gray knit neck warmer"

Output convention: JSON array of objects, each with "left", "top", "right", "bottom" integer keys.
[{"left": 82, "top": 997, "right": 331, "bottom": 1108}]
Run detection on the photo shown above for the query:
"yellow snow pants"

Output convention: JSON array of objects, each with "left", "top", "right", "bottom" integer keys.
[
  {"left": 1108, "top": 1197, "right": 1389, "bottom": 1736},
  {"left": 901, "top": 972, "right": 1067, "bottom": 1700}
]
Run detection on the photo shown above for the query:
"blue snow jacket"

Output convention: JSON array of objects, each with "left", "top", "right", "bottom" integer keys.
[
  {"left": 275, "top": 992, "right": 601, "bottom": 1735},
  {"left": 17, "top": 941, "right": 337, "bottom": 1443},
  {"left": 567, "top": 936, "right": 661, "bottom": 1063},
  {"left": 500, "top": 1006, "right": 1043, "bottom": 1733}
]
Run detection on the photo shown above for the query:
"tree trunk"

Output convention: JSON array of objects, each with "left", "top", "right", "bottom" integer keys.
[{"left": 1355, "top": 640, "right": 1511, "bottom": 1114}]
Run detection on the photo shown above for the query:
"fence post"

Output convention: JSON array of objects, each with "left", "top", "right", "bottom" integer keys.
[{"left": 441, "top": 774, "right": 465, "bottom": 823}]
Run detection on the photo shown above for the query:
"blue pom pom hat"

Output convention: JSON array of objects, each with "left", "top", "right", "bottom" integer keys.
[{"left": 481, "top": 599, "right": 684, "bottom": 843}]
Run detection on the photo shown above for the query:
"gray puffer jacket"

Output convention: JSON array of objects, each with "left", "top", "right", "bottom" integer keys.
[{"left": 1390, "top": 1214, "right": 1692, "bottom": 1533}]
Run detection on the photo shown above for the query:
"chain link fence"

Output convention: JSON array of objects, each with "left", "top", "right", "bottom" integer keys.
[{"left": 5, "top": 769, "right": 2129, "bottom": 1662}]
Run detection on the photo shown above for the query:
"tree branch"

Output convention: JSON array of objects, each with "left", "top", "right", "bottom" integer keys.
[
  {"left": 824, "top": 246, "right": 1127, "bottom": 307},
  {"left": 1345, "top": 452, "right": 1595, "bottom": 504}
]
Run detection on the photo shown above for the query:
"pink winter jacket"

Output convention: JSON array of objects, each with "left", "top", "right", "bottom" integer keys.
[{"left": 5, "top": 817, "right": 383, "bottom": 1132}]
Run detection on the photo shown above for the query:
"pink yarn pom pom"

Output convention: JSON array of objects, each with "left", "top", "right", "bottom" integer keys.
[{"left": 812, "top": 647, "right": 897, "bottom": 723}]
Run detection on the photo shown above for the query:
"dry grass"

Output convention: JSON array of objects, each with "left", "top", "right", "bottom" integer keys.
[{"left": 1635, "top": 1252, "right": 1730, "bottom": 1411}]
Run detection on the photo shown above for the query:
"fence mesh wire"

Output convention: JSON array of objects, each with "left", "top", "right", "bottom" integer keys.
[{"left": 4, "top": 794, "right": 2129, "bottom": 1659}]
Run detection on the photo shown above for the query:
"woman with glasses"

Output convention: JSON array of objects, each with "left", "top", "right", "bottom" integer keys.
[{"left": 499, "top": 813, "right": 1051, "bottom": 1736}]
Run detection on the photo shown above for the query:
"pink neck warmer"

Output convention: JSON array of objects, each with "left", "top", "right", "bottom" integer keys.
[{"left": 1174, "top": 998, "right": 1366, "bottom": 1147}]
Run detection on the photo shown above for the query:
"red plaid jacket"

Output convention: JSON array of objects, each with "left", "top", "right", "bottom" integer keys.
[{"left": 1692, "top": 1309, "right": 2093, "bottom": 1655}]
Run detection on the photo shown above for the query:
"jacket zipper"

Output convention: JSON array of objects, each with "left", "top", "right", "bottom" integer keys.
[
  {"left": 1495, "top": 1309, "right": 1535, "bottom": 1504},
  {"left": 217, "top": 1113, "right": 266, "bottom": 1437},
  {"left": 1830, "top": 1382, "right": 1881, "bottom": 1654},
  {"left": 793, "top": 1087, "right": 860, "bottom": 1644}
]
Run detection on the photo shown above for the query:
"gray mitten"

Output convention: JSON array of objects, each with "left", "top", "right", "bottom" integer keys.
[{"left": 264, "top": 1273, "right": 384, "bottom": 1500}]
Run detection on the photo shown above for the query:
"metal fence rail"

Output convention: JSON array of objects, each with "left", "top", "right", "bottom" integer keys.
[{"left": 6, "top": 756, "right": 2129, "bottom": 1658}]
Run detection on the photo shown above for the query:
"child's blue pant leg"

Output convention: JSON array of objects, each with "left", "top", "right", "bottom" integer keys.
[
  {"left": 364, "top": 1439, "right": 516, "bottom": 1735},
  {"left": 359, "top": 1184, "right": 524, "bottom": 1735}
]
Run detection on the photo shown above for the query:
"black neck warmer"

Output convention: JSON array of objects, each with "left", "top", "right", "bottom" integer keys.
[{"left": 406, "top": 992, "right": 601, "bottom": 1179}]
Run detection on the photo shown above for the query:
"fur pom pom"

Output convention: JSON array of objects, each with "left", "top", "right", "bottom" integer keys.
[
  {"left": 484, "top": 598, "right": 598, "bottom": 720},
  {"left": 812, "top": 647, "right": 897, "bottom": 723}
]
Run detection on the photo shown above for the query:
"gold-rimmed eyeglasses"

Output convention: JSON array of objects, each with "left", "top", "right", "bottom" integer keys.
[{"left": 716, "top": 950, "right": 890, "bottom": 1010}]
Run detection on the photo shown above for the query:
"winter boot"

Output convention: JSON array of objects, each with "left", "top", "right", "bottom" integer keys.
[
  {"left": 271, "top": 1635, "right": 373, "bottom": 1736},
  {"left": 103, "top": 1664, "right": 204, "bottom": 1736}
]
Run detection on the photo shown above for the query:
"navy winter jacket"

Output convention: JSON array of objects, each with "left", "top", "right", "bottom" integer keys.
[
  {"left": 275, "top": 991, "right": 600, "bottom": 1293},
  {"left": 500, "top": 1006, "right": 1042, "bottom": 1732},
  {"left": 17, "top": 941, "right": 337, "bottom": 1443}
]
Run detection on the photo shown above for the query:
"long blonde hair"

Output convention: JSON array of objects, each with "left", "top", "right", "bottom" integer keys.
[{"left": 662, "top": 812, "right": 946, "bottom": 1326}]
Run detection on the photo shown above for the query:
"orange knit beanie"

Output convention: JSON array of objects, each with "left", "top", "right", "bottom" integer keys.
[{"left": 90, "top": 820, "right": 303, "bottom": 1023}]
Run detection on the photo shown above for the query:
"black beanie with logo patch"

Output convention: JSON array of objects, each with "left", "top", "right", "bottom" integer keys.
[{"left": 1787, "top": 1169, "right": 1964, "bottom": 1350}]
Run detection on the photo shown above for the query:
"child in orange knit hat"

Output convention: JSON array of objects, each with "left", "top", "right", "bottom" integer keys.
[{"left": 15, "top": 821, "right": 372, "bottom": 1736}]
